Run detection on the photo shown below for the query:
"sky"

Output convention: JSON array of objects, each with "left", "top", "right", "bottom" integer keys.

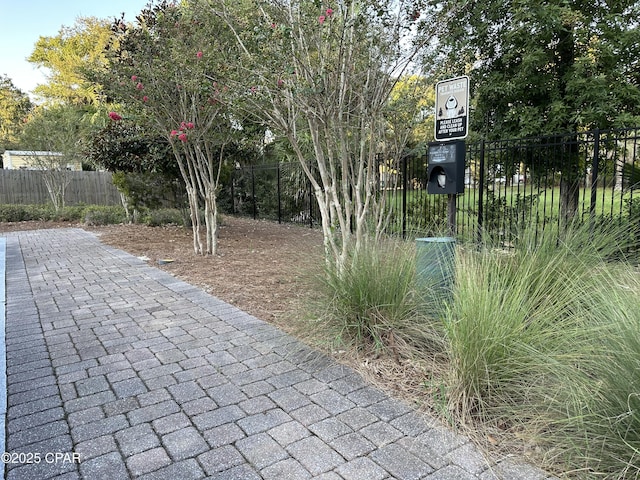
[{"left": 0, "top": 0, "right": 150, "bottom": 96}]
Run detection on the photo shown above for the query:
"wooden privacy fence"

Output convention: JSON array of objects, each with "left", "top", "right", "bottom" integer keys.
[{"left": 0, "top": 170, "right": 121, "bottom": 206}]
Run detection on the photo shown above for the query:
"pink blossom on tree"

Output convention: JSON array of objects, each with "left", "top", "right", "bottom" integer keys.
[
  {"left": 196, "top": 51, "right": 203, "bottom": 58},
  {"left": 326, "top": 8, "right": 333, "bottom": 16},
  {"left": 318, "top": 15, "right": 326, "bottom": 24},
  {"left": 108, "top": 111, "right": 122, "bottom": 121},
  {"left": 136, "top": 82, "right": 144, "bottom": 90}
]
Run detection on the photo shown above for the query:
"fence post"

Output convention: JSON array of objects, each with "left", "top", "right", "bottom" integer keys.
[
  {"left": 402, "top": 155, "right": 408, "bottom": 239},
  {"left": 477, "top": 139, "right": 485, "bottom": 243},
  {"left": 590, "top": 129, "right": 601, "bottom": 233},
  {"left": 277, "top": 163, "right": 282, "bottom": 224}
]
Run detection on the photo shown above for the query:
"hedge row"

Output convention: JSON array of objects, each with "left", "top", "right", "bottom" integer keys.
[{"left": 0, "top": 204, "right": 188, "bottom": 227}]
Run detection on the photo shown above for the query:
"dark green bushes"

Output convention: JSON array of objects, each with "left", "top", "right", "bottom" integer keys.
[{"left": 0, "top": 204, "right": 188, "bottom": 227}]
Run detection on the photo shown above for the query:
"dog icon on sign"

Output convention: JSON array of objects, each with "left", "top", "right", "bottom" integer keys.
[{"left": 444, "top": 95, "right": 465, "bottom": 118}]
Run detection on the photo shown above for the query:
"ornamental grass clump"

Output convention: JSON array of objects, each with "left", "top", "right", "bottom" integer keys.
[
  {"left": 443, "top": 221, "right": 639, "bottom": 477},
  {"left": 568, "top": 266, "right": 640, "bottom": 478},
  {"left": 313, "top": 235, "right": 445, "bottom": 356}
]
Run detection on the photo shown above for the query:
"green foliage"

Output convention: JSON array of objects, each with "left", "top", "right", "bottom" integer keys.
[
  {"left": 112, "top": 171, "right": 185, "bottom": 212},
  {"left": 623, "top": 163, "right": 640, "bottom": 191},
  {"left": 93, "top": 0, "right": 257, "bottom": 254},
  {"left": 0, "top": 204, "right": 54, "bottom": 222},
  {"left": 426, "top": 1, "right": 640, "bottom": 136},
  {"left": 579, "top": 274, "right": 640, "bottom": 478},
  {"left": 87, "top": 121, "right": 175, "bottom": 174},
  {"left": 81, "top": 205, "right": 126, "bottom": 225},
  {"left": 87, "top": 120, "right": 186, "bottom": 216},
  {"left": 0, "top": 75, "right": 32, "bottom": 152},
  {"left": 0, "top": 203, "right": 195, "bottom": 228},
  {"left": 27, "top": 16, "right": 113, "bottom": 105},
  {"left": 20, "top": 104, "right": 92, "bottom": 162},
  {"left": 412, "top": 195, "right": 448, "bottom": 231},
  {"left": 0, "top": 204, "right": 115, "bottom": 223},
  {"left": 627, "top": 196, "right": 640, "bottom": 219},
  {"left": 217, "top": 0, "right": 433, "bottom": 269},
  {"left": 311, "top": 236, "right": 445, "bottom": 355},
  {"left": 18, "top": 104, "right": 96, "bottom": 210},
  {"left": 481, "top": 190, "right": 540, "bottom": 243},
  {"left": 142, "top": 208, "right": 188, "bottom": 227},
  {"left": 443, "top": 222, "right": 639, "bottom": 476}
]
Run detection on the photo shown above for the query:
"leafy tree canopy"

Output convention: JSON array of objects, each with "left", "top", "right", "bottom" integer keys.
[
  {"left": 0, "top": 75, "right": 33, "bottom": 152},
  {"left": 87, "top": 121, "right": 175, "bottom": 174},
  {"left": 28, "top": 17, "right": 113, "bottom": 105},
  {"left": 20, "top": 104, "right": 92, "bottom": 161},
  {"left": 425, "top": 0, "right": 640, "bottom": 138}
]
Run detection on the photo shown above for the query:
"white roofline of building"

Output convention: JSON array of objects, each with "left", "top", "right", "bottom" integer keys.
[{"left": 3, "top": 150, "right": 64, "bottom": 156}]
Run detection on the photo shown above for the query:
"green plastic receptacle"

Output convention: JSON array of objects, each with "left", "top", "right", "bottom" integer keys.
[{"left": 416, "top": 237, "right": 456, "bottom": 302}]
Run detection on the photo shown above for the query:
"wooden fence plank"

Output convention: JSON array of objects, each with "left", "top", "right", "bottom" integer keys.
[{"left": 0, "top": 170, "right": 121, "bottom": 206}]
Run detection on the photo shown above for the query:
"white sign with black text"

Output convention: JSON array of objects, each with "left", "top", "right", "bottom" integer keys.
[{"left": 435, "top": 76, "right": 469, "bottom": 141}]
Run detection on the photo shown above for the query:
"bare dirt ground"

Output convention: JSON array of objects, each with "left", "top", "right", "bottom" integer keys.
[{"left": 94, "top": 216, "right": 327, "bottom": 327}]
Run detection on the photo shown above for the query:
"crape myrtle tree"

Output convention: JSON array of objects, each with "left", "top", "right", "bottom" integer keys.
[
  {"left": 100, "top": 1, "right": 245, "bottom": 255},
  {"left": 424, "top": 0, "right": 640, "bottom": 219},
  {"left": 213, "top": 0, "right": 439, "bottom": 273}
]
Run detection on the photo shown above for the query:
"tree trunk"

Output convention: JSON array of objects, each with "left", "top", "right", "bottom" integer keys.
[
  {"left": 119, "top": 192, "right": 132, "bottom": 223},
  {"left": 186, "top": 185, "right": 203, "bottom": 255},
  {"left": 559, "top": 175, "right": 580, "bottom": 223},
  {"left": 204, "top": 187, "right": 218, "bottom": 256}
]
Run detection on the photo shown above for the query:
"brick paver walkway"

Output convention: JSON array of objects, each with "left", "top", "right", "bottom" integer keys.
[{"left": 1, "top": 228, "right": 555, "bottom": 479}]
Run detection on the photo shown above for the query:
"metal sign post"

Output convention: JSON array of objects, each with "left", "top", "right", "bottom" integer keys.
[
  {"left": 431, "top": 76, "right": 470, "bottom": 236},
  {"left": 417, "top": 76, "right": 470, "bottom": 296}
]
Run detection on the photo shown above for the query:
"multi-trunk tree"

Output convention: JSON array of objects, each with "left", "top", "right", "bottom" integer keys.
[
  {"left": 19, "top": 105, "right": 91, "bottom": 210},
  {"left": 215, "top": 0, "right": 433, "bottom": 272},
  {"left": 100, "top": 1, "right": 246, "bottom": 255}
]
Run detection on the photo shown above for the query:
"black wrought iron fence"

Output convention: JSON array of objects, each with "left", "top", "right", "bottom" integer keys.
[
  {"left": 219, "top": 127, "right": 640, "bottom": 244},
  {"left": 220, "top": 162, "right": 319, "bottom": 227}
]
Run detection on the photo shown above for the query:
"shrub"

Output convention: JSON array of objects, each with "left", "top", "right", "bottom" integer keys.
[
  {"left": 82, "top": 206, "right": 127, "bottom": 226},
  {"left": 53, "top": 206, "right": 86, "bottom": 222},
  {"left": 0, "top": 204, "right": 55, "bottom": 222},
  {"left": 0, "top": 203, "right": 195, "bottom": 227},
  {"left": 143, "top": 208, "right": 188, "bottom": 227}
]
